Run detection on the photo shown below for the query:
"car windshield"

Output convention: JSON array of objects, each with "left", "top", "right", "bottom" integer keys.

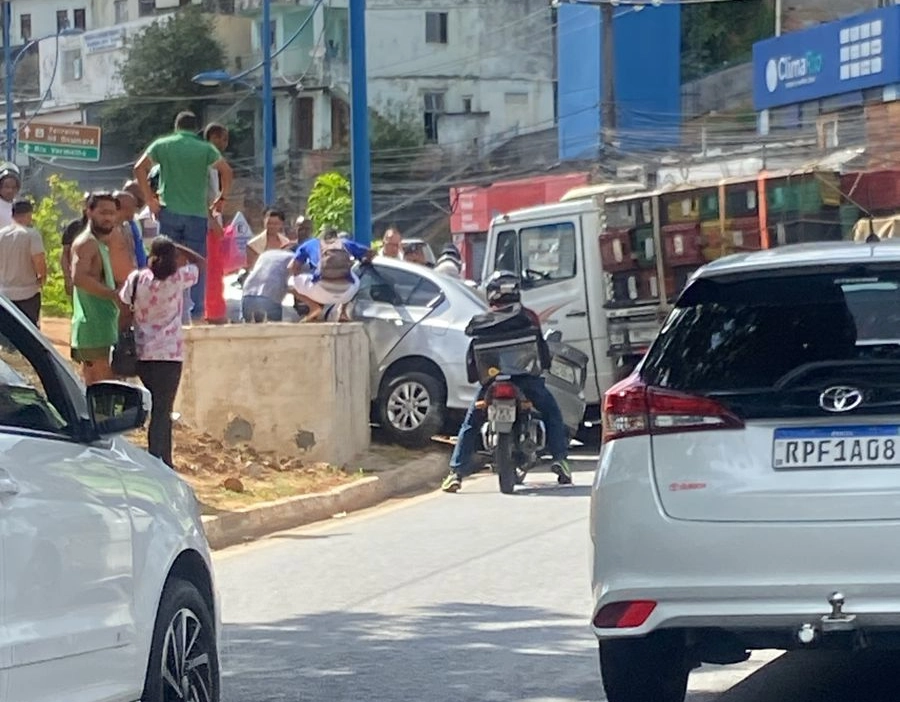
[{"left": 642, "top": 267, "right": 900, "bottom": 417}]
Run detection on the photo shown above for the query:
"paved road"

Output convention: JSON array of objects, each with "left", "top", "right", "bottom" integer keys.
[{"left": 214, "top": 449, "right": 900, "bottom": 701}]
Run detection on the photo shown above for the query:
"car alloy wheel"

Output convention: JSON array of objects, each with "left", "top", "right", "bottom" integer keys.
[
  {"left": 161, "top": 608, "right": 214, "bottom": 702},
  {"left": 387, "top": 380, "right": 432, "bottom": 431}
]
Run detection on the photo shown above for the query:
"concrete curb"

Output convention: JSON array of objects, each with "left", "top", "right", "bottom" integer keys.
[{"left": 202, "top": 452, "right": 448, "bottom": 550}]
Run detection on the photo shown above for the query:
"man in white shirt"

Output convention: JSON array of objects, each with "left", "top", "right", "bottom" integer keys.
[
  {"left": 0, "top": 199, "right": 46, "bottom": 326},
  {"left": 0, "top": 163, "right": 22, "bottom": 229}
]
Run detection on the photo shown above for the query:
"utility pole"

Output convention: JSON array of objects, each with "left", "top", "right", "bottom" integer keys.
[
  {"left": 261, "top": 0, "right": 274, "bottom": 207},
  {"left": 349, "top": 0, "right": 372, "bottom": 246},
  {"left": 601, "top": 0, "right": 616, "bottom": 150},
  {"left": 3, "top": 1, "right": 13, "bottom": 161}
]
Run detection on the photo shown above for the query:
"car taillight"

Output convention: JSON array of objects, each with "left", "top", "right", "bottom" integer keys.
[
  {"left": 491, "top": 382, "right": 518, "bottom": 400},
  {"left": 593, "top": 600, "right": 657, "bottom": 628},
  {"left": 602, "top": 374, "right": 743, "bottom": 443}
]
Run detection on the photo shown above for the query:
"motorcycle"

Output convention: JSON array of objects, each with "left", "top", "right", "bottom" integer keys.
[{"left": 473, "top": 329, "right": 588, "bottom": 494}]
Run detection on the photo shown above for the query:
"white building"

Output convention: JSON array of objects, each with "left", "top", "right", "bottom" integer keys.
[
  {"left": 35, "top": 10, "right": 250, "bottom": 123},
  {"left": 2, "top": 1, "right": 93, "bottom": 47},
  {"left": 364, "top": 0, "right": 555, "bottom": 157},
  {"left": 237, "top": 0, "right": 556, "bottom": 158}
]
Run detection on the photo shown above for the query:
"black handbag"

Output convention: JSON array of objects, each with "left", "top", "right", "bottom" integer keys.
[{"left": 112, "top": 276, "right": 140, "bottom": 377}]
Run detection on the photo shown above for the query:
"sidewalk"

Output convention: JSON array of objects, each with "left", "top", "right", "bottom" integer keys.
[
  {"left": 41, "top": 318, "right": 451, "bottom": 548},
  {"left": 202, "top": 447, "right": 450, "bottom": 549}
]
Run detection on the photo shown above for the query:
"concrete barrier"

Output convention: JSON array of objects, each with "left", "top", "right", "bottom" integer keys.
[{"left": 175, "top": 323, "right": 370, "bottom": 466}]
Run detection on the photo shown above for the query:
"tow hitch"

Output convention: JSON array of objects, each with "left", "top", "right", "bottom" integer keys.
[
  {"left": 820, "top": 592, "right": 856, "bottom": 633},
  {"left": 796, "top": 592, "right": 867, "bottom": 649}
]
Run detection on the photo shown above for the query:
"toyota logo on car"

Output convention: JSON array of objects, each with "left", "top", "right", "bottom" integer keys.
[
  {"left": 819, "top": 386, "right": 864, "bottom": 413},
  {"left": 765, "top": 50, "right": 824, "bottom": 92}
]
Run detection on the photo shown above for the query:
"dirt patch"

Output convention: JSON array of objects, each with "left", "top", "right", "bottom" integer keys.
[
  {"left": 128, "top": 423, "right": 362, "bottom": 514},
  {"left": 42, "top": 317, "right": 71, "bottom": 359}
]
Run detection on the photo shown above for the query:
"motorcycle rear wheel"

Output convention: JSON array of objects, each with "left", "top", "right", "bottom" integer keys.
[{"left": 495, "top": 433, "right": 517, "bottom": 495}]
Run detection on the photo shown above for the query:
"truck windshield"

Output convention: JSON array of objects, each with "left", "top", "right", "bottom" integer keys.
[{"left": 491, "top": 222, "right": 577, "bottom": 287}]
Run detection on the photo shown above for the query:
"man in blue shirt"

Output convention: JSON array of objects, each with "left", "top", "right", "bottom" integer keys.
[{"left": 290, "top": 227, "right": 373, "bottom": 321}]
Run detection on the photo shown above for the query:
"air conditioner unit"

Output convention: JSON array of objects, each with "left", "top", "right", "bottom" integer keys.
[{"left": 156, "top": 0, "right": 182, "bottom": 8}]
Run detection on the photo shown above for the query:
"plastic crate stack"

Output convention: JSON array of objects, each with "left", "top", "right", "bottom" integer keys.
[
  {"left": 698, "top": 183, "right": 763, "bottom": 263},
  {"left": 599, "top": 197, "right": 661, "bottom": 308},
  {"left": 765, "top": 172, "right": 844, "bottom": 246}
]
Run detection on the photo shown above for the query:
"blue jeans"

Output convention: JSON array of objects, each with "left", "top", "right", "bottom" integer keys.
[
  {"left": 158, "top": 208, "right": 208, "bottom": 320},
  {"left": 450, "top": 375, "right": 568, "bottom": 477},
  {"left": 242, "top": 295, "right": 283, "bottom": 323}
]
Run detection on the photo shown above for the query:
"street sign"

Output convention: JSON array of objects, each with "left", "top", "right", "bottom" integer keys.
[{"left": 17, "top": 122, "right": 102, "bottom": 162}]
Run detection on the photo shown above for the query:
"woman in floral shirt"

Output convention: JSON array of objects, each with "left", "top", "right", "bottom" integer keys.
[{"left": 120, "top": 236, "right": 203, "bottom": 468}]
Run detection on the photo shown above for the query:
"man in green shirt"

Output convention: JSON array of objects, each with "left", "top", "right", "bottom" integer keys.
[
  {"left": 70, "top": 193, "right": 123, "bottom": 385},
  {"left": 134, "top": 111, "right": 233, "bottom": 321}
]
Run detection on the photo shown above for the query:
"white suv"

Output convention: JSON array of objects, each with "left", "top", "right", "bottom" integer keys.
[
  {"left": 0, "top": 299, "right": 218, "bottom": 702},
  {"left": 592, "top": 242, "right": 900, "bottom": 702}
]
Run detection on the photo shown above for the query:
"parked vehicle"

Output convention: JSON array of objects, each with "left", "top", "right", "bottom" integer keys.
[
  {"left": 472, "top": 327, "right": 588, "bottom": 493},
  {"left": 592, "top": 242, "right": 900, "bottom": 702},
  {"left": 0, "top": 297, "right": 219, "bottom": 702},
  {"left": 224, "top": 258, "right": 585, "bottom": 447},
  {"left": 480, "top": 169, "right": 853, "bottom": 429}
]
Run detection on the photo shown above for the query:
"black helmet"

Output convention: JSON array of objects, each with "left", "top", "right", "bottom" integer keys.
[{"left": 485, "top": 270, "right": 520, "bottom": 307}]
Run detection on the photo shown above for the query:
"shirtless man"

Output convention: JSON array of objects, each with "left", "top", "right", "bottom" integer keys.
[{"left": 70, "top": 193, "right": 123, "bottom": 384}]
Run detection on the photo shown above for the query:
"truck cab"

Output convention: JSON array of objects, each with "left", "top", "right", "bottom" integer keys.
[{"left": 481, "top": 187, "right": 649, "bottom": 422}]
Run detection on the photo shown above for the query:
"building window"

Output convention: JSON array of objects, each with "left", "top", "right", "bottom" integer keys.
[
  {"left": 423, "top": 92, "right": 444, "bottom": 143},
  {"left": 114, "top": 0, "right": 129, "bottom": 23},
  {"left": 462, "top": 96, "right": 472, "bottom": 113},
  {"left": 818, "top": 116, "right": 839, "bottom": 149},
  {"left": 425, "top": 12, "right": 448, "bottom": 44},
  {"left": 56, "top": 10, "right": 69, "bottom": 32},
  {"left": 62, "top": 49, "right": 83, "bottom": 82},
  {"left": 138, "top": 0, "right": 156, "bottom": 17},
  {"left": 20, "top": 14, "right": 31, "bottom": 42},
  {"left": 73, "top": 9, "right": 86, "bottom": 30}
]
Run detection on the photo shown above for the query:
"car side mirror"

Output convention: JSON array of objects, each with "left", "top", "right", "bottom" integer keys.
[{"left": 87, "top": 381, "right": 149, "bottom": 436}]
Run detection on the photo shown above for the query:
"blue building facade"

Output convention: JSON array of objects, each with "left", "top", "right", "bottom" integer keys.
[
  {"left": 752, "top": 5, "right": 900, "bottom": 135},
  {"left": 557, "top": 2, "right": 682, "bottom": 161}
]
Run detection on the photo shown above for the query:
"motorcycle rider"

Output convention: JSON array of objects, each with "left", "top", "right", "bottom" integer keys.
[{"left": 442, "top": 270, "right": 573, "bottom": 493}]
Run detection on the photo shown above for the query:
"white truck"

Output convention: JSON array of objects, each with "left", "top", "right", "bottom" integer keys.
[{"left": 479, "top": 171, "right": 846, "bottom": 427}]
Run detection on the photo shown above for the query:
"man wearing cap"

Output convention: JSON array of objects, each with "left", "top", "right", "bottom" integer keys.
[
  {"left": 0, "top": 199, "right": 46, "bottom": 326},
  {"left": 0, "top": 163, "right": 22, "bottom": 229},
  {"left": 434, "top": 243, "right": 463, "bottom": 279}
]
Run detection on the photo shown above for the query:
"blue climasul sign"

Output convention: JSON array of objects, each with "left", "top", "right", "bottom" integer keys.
[{"left": 753, "top": 5, "right": 900, "bottom": 111}]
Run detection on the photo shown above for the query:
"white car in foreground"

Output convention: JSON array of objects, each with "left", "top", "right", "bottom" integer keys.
[
  {"left": 592, "top": 242, "right": 900, "bottom": 702},
  {"left": 0, "top": 298, "right": 218, "bottom": 701}
]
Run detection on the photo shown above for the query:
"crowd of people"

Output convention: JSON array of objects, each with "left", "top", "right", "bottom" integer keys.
[{"left": 0, "top": 109, "right": 465, "bottom": 468}]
